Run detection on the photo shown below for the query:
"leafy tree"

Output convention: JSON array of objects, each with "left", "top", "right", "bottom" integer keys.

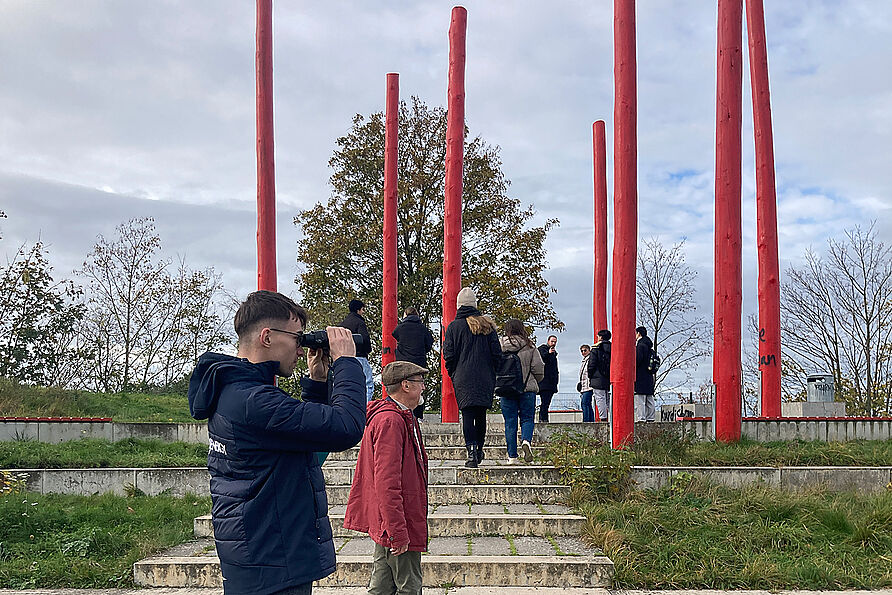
[
  {"left": 636, "top": 238, "right": 710, "bottom": 396},
  {"left": 294, "top": 98, "right": 563, "bottom": 376},
  {"left": 0, "top": 241, "right": 88, "bottom": 385}
]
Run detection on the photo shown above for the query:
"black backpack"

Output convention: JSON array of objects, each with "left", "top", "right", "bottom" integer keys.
[
  {"left": 647, "top": 348, "right": 661, "bottom": 374},
  {"left": 494, "top": 351, "right": 526, "bottom": 398}
]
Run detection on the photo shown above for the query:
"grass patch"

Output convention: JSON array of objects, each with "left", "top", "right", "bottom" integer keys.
[
  {"left": 577, "top": 476, "right": 892, "bottom": 589},
  {"left": 548, "top": 429, "right": 892, "bottom": 588},
  {"left": 543, "top": 427, "right": 892, "bottom": 469},
  {"left": 0, "top": 438, "right": 207, "bottom": 469},
  {"left": 0, "top": 377, "right": 194, "bottom": 423},
  {"left": 0, "top": 491, "right": 209, "bottom": 588}
]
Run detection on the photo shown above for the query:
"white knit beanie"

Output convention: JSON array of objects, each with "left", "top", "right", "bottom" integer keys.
[{"left": 456, "top": 287, "right": 477, "bottom": 308}]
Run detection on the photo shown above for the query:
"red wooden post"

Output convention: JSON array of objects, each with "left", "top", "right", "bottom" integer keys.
[
  {"left": 382, "top": 73, "right": 400, "bottom": 379},
  {"left": 592, "top": 120, "right": 609, "bottom": 335},
  {"left": 746, "top": 0, "right": 781, "bottom": 418},
  {"left": 714, "top": 0, "right": 744, "bottom": 441},
  {"left": 610, "top": 0, "right": 637, "bottom": 448},
  {"left": 255, "top": 0, "right": 276, "bottom": 292},
  {"left": 441, "top": 6, "right": 467, "bottom": 424}
]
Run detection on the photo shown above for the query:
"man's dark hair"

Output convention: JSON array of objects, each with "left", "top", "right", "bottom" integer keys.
[
  {"left": 234, "top": 291, "right": 308, "bottom": 338},
  {"left": 598, "top": 329, "right": 612, "bottom": 341},
  {"left": 349, "top": 299, "right": 365, "bottom": 313},
  {"left": 404, "top": 307, "right": 419, "bottom": 317},
  {"left": 580, "top": 344, "right": 591, "bottom": 351},
  {"left": 636, "top": 326, "right": 648, "bottom": 337},
  {"left": 548, "top": 334, "right": 558, "bottom": 341}
]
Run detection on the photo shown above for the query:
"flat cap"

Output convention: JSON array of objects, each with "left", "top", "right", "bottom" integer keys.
[{"left": 381, "top": 361, "right": 429, "bottom": 386}]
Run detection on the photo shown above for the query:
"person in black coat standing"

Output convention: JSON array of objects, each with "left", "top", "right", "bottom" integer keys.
[
  {"left": 442, "top": 287, "right": 501, "bottom": 468},
  {"left": 537, "top": 335, "right": 559, "bottom": 422},
  {"left": 586, "top": 329, "right": 612, "bottom": 422},
  {"left": 634, "top": 326, "right": 656, "bottom": 421},
  {"left": 392, "top": 307, "right": 435, "bottom": 419},
  {"left": 340, "top": 299, "right": 375, "bottom": 402}
]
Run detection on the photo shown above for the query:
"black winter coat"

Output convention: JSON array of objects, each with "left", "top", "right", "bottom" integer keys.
[
  {"left": 340, "top": 311, "right": 372, "bottom": 358},
  {"left": 392, "top": 314, "right": 434, "bottom": 367},
  {"left": 586, "top": 340, "right": 612, "bottom": 390},
  {"left": 442, "top": 306, "right": 501, "bottom": 409},
  {"left": 188, "top": 353, "right": 366, "bottom": 595},
  {"left": 537, "top": 344, "right": 559, "bottom": 393},
  {"left": 635, "top": 335, "right": 656, "bottom": 395}
]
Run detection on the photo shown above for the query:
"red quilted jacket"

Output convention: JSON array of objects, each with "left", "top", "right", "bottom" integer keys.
[{"left": 343, "top": 398, "right": 429, "bottom": 551}]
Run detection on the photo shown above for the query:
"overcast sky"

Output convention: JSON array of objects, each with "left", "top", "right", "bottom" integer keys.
[{"left": 1, "top": 1, "right": 891, "bottom": 398}]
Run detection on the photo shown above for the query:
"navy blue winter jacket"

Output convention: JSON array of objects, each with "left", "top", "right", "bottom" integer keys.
[{"left": 188, "top": 352, "right": 366, "bottom": 595}]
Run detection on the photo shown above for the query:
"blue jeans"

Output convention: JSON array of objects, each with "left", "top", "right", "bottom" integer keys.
[
  {"left": 580, "top": 390, "right": 594, "bottom": 422},
  {"left": 357, "top": 357, "right": 375, "bottom": 402},
  {"left": 501, "top": 391, "right": 536, "bottom": 458}
]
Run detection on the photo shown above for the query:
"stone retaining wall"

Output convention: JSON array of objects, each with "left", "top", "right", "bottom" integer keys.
[
  {"left": 2, "top": 418, "right": 890, "bottom": 444},
  {"left": 0, "top": 421, "right": 208, "bottom": 443},
  {"left": 679, "top": 418, "right": 892, "bottom": 442},
  {"left": 8, "top": 465, "right": 891, "bottom": 497}
]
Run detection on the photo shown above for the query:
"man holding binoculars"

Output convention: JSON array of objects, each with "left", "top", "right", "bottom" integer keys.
[{"left": 188, "top": 290, "right": 367, "bottom": 595}]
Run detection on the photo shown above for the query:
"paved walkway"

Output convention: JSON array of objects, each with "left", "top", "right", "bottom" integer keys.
[{"left": 3, "top": 589, "right": 892, "bottom": 595}]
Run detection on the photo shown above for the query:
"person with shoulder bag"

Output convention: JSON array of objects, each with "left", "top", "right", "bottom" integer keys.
[
  {"left": 496, "top": 319, "right": 544, "bottom": 464},
  {"left": 577, "top": 344, "right": 594, "bottom": 422}
]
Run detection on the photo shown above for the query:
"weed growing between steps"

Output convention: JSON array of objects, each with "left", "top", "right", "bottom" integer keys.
[
  {"left": 0, "top": 377, "right": 194, "bottom": 423},
  {"left": 545, "top": 430, "right": 892, "bottom": 588},
  {"left": 0, "top": 491, "right": 210, "bottom": 588},
  {"left": 0, "top": 438, "right": 208, "bottom": 468}
]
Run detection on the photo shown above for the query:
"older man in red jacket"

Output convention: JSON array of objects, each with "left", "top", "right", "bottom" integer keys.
[{"left": 344, "top": 360, "right": 429, "bottom": 595}]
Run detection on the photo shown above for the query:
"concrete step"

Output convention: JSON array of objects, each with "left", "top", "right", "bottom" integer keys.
[
  {"left": 416, "top": 434, "right": 566, "bottom": 448},
  {"left": 194, "top": 507, "right": 585, "bottom": 539},
  {"left": 133, "top": 538, "right": 614, "bottom": 588},
  {"left": 321, "top": 464, "right": 565, "bottom": 486},
  {"left": 326, "top": 484, "right": 569, "bottom": 506},
  {"left": 325, "top": 445, "right": 546, "bottom": 462}
]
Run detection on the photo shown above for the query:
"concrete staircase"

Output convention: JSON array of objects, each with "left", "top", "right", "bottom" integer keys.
[{"left": 133, "top": 421, "right": 615, "bottom": 588}]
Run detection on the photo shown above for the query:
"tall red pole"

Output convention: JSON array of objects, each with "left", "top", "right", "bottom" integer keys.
[
  {"left": 255, "top": 0, "right": 276, "bottom": 292},
  {"left": 610, "top": 0, "right": 637, "bottom": 448},
  {"left": 592, "top": 120, "right": 609, "bottom": 335},
  {"left": 382, "top": 73, "right": 400, "bottom": 379},
  {"left": 441, "top": 6, "right": 466, "bottom": 423},
  {"left": 714, "top": 0, "right": 744, "bottom": 442},
  {"left": 746, "top": 0, "right": 781, "bottom": 418}
]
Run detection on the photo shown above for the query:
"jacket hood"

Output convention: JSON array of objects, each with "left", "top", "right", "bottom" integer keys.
[
  {"left": 401, "top": 314, "right": 423, "bottom": 324},
  {"left": 187, "top": 352, "right": 278, "bottom": 420},
  {"left": 500, "top": 335, "right": 531, "bottom": 353},
  {"left": 597, "top": 340, "right": 612, "bottom": 354},
  {"left": 637, "top": 336, "right": 653, "bottom": 349}
]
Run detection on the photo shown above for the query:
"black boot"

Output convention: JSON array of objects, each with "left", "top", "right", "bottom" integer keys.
[
  {"left": 465, "top": 443, "right": 479, "bottom": 468},
  {"left": 475, "top": 443, "right": 485, "bottom": 465}
]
